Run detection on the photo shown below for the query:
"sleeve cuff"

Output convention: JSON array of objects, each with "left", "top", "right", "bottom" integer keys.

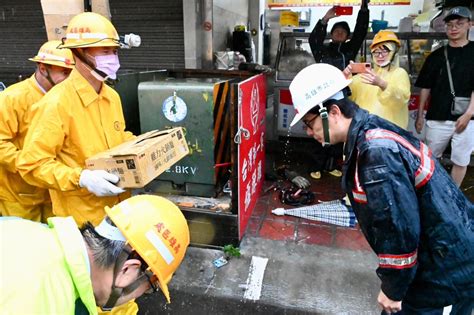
[
  {"left": 73, "top": 167, "right": 83, "bottom": 188},
  {"left": 380, "top": 282, "right": 404, "bottom": 302}
]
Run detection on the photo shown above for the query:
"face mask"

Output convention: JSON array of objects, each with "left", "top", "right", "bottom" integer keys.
[
  {"left": 378, "top": 59, "right": 391, "bottom": 67},
  {"left": 94, "top": 54, "right": 120, "bottom": 80}
]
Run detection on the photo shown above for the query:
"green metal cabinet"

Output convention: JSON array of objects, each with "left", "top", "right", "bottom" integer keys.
[{"left": 138, "top": 78, "right": 231, "bottom": 197}]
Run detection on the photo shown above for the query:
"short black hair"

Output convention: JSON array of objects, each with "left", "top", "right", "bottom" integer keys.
[
  {"left": 331, "top": 22, "right": 351, "bottom": 36},
  {"left": 308, "top": 98, "right": 358, "bottom": 118},
  {"left": 80, "top": 221, "right": 126, "bottom": 268}
]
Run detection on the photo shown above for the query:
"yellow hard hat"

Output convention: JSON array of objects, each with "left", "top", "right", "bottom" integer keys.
[
  {"left": 105, "top": 195, "right": 190, "bottom": 303},
  {"left": 370, "top": 30, "right": 401, "bottom": 50},
  {"left": 29, "top": 40, "right": 75, "bottom": 69},
  {"left": 59, "top": 12, "right": 120, "bottom": 49}
]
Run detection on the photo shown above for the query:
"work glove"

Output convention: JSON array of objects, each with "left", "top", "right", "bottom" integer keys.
[
  {"left": 284, "top": 169, "right": 311, "bottom": 189},
  {"left": 79, "top": 169, "right": 126, "bottom": 197}
]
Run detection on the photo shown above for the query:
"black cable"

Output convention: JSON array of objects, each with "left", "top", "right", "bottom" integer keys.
[{"left": 279, "top": 187, "right": 315, "bottom": 206}]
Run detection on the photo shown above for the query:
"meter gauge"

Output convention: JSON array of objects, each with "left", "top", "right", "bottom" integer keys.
[{"left": 162, "top": 91, "right": 187, "bottom": 122}]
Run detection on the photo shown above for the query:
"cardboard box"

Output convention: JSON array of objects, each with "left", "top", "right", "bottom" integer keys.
[
  {"left": 43, "top": 14, "right": 77, "bottom": 41},
  {"left": 86, "top": 128, "right": 189, "bottom": 188},
  {"left": 41, "top": 0, "right": 83, "bottom": 40},
  {"left": 41, "top": 0, "right": 111, "bottom": 41}
]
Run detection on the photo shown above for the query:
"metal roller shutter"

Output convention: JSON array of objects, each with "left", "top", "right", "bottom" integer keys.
[
  {"left": 0, "top": 0, "right": 185, "bottom": 86},
  {"left": 110, "top": 0, "right": 185, "bottom": 71},
  {"left": 0, "top": 0, "right": 48, "bottom": 86}
]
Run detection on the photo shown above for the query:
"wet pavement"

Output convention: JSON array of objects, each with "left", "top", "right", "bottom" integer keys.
[{"left": 137, "top": 138, "right": 473, "bottom": 314}]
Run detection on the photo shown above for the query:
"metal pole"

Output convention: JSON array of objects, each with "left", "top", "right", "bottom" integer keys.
[{"left": 201, "top": 0, "right": 213, "bottom": 69}]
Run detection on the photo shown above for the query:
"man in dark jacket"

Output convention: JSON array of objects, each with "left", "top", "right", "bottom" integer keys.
[
  {"left": 309, "top": 1, "right": 370, "bottom": 70},
  {"left": 290, "top": 63, "right": 474, "bottom": 314}
]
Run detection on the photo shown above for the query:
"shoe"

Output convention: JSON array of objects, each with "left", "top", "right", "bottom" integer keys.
[
  {"left": 342, "top": 194, "right": 351, "bottom": 206},
  {"left": 310, "top": 171, "right": 321, "bottom": 179},
  {"left": 328, "top": 169, "right": 342, "bottom": 177}
]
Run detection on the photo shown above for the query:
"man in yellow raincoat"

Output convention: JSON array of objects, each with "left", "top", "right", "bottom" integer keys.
[
  {"left": 17, "top": 12, "right": 138, "bottom": 315},
  {"left": 0, "top": 195, "right": 190, "bottom": 315},
  {"left": 0, "top": 40, "right": 74, "bottom": 221},
  {"left": 17, "top": 12, "right": 135, "bottom": 227}
]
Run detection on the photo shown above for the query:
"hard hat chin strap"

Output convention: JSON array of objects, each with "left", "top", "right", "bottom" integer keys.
[
  {"left": 319, "top": 106, "right": 331, "bottom": 147},
  {"left": 100, "top": 249, "right": 147, "bottom": 311},
  {"left": 40, "top": 65, "right": 57, "bottom": 88},
  {"left": 72, "top": 49, "right": 110, "bottom": 82}
]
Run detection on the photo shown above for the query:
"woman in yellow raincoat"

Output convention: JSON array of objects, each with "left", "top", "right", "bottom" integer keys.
[{"left": 343, "top": 30, "right": 410, "bottom": 129}]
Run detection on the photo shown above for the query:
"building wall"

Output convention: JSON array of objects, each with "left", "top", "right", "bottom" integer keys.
[{"left": 213, "top": 0, "right": 249, "bottom": 53}]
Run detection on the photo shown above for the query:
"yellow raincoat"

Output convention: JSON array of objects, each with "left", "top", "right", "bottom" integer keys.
[
  {"left": 17, "top": 69, "right": 134, "bottom": 226},
  {"left": 0, "top": 217, "right": 97, "bottom": 314},
  {"left": 0, "top": 75, "right": 51, "bottom": 221},
  {"left": 349, "top": 66, "right": 410, "bottom": 129}
]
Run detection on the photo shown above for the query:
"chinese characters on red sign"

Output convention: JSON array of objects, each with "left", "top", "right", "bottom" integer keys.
[{"left": 238, "top": 74, "right": 266, "bottom": 238}]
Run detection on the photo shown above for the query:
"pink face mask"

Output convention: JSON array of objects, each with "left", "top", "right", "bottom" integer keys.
[{"left": 94, "top": 54, "right": 121, "bottom": 80}]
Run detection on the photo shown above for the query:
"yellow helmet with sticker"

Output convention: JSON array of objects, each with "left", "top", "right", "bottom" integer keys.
[
  {"left": 105, "top": 195, "right": 190, "bottom": 303},
  {"left": 29, "top": 40, "right": 75, "bottom": 69},
  {"left": 58, "top": 12, "right": 120, "bottom": 49}
]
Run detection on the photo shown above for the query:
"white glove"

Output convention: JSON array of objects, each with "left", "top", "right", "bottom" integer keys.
[{"left": 79, "top": 169, "right": 126, "bottom": 197}]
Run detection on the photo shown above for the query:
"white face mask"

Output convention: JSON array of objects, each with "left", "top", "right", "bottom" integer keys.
[
  {"left": 93, "top": 54, "right": 121, "bottom": 80},
  {"left": 378, "top": 59, "right": 391, "bottom": 67}
]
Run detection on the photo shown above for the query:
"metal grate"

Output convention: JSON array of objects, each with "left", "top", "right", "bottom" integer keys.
[
  {"left": 0, "top": 0, "right": 185, "bottom": 87},
  {"left": 110, "top": 0, "right": 185, "bottom": 72},
  {"left": 0, "top": 0, "right": 48, "bottom": 86}
]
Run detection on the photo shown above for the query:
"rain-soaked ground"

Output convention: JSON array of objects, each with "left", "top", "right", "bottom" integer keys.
[{"left": 137, "top": 140, "right": 472, "bottom": 314}]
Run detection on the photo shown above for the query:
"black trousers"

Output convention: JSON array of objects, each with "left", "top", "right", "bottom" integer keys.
[{"left": 310, "top": 142, "right": 344, "bottom": 172}]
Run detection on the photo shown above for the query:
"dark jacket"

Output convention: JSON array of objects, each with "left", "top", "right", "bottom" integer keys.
[
  {"left": 342, "top": 108, "right": 474, "bottom": 307},
  {"left": 309, "top": 9, "right": 369, "bottom": 70}
]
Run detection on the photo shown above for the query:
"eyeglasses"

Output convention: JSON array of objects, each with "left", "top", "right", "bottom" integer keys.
[
  {"left": 302, "top": 115, "right": 318, "bottom": 130},
  {"left": 445, "top": 21, "right": 468, "bottom": 30},
  {"left": 371, "top": 50, "right": 389, "bottom": 57}
]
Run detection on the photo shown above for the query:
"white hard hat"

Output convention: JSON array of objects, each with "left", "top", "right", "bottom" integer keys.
[{"left": 289, "top": 64, "right": 352, "bottom": 127}]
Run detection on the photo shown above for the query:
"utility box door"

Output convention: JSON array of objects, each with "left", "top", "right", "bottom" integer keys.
[{"left": 138, "top": 78, "right": 225, "bottom": 189}]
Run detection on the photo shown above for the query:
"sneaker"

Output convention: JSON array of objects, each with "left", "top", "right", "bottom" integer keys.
[
  {"left": 310, "top": 171, "right": 321, "bottom": 179},
  {"left": 328, "top": 169, "right": 342, "bottom": 177}
]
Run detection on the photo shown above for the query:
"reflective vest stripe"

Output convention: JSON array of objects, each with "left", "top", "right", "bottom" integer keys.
[
  {"left": 353, "top": 190, "right": 367, "bottom": 203},
  {"left": 414, "top": 142, "right": 435, "bottom": 188},
  {"left": 378, "top": 250, "right": 417, "bottom": 269},
  {"left": 352, "top": 153, "right": 367, "bottom": 203},
  {"left": 365, "top": 129, "right": 434, "bottom": 189},
  {"left": 366, "top": 129, "right": 419, "bottom": 156}
]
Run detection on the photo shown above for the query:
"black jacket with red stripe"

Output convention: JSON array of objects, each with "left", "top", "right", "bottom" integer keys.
[{"left": 342, "top": 108, "right": 474, "bottom": 307}]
